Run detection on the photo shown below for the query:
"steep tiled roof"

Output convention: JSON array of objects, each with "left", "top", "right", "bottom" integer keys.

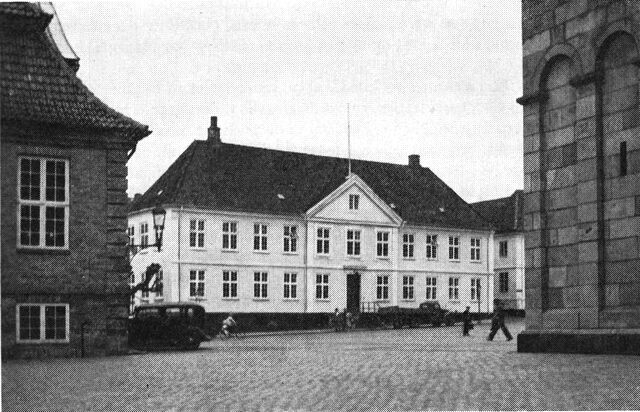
[
  {"left": 471, "top": 190, "right": 523, "bottom": 234},
  {"left": 0, "top": 3, "right": 151, "bottom": 140},
  {"left": 132, "top": 140, "right": 493, "bottom": 231}
]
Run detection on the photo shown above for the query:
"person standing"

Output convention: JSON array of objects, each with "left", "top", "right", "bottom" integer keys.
[
  {"left": 462, "top": 306, "right": 473, "bottom": 336},
  {"left": 487, "top": 299, "right": 513, "bottom": 341}
]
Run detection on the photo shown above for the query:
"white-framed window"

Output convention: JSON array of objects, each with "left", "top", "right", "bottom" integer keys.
[
  {"left": 471, "top": 278, "right": 481, "bottom": 301},
  {"left": 376, "top": 231, "right": 389, "bottom": 258},
  {"left": 284, "top": 272, "right": 297, "bottom": 299},
  {"left": 426, "top": 277, "right": 437, "bottom": 300},
  {"left": 140, "top": 222, "right": 149, "bottom": 248},
  {"left": 346, "top": 229, "right": 361, "bottom": 256},
  {"left": 18, "top": 157, "right": 69, "bottom": 249},
  {"left": 499, "top": 272, "right": 509, "bottom": 293},
  {"left": 222, "top": 270, "right": 238, "bottom": 298},
  {"left": 402, "top": 276, "right": 414, "bottom": 300},
  {"left": 254, "top": 223, "right": 268, "bottom": 251},
  {"left": 189, "top": 270, "right": 205, "bottom": 298},
  {"left": 189, "top": 219, "right": 205, "bottom": 248},
  {"left": 426, "top": 234, "right": 438, "bottom": 259},
  {"left": 448, "top": 236, "right": 460, "bottom": 261},
  {"left": 254, "top": 272, "right": 268, "bottom": 299},
  {"left": 402, "top": 233, "right": 415, "bottom": 258},
  {"left": 155, "top": 270, "right": 164, "bottom": 299},
  {"left": 16, "top": 303, "right": 69, "bottom": 343},
  {"left": 316, "top": 274, "right": 329, "bottom": 300},
  {"left": 448, "top": 277, "right": 459, "bottom": 300},
  {"left": 470, "top": 238, "right": 481, "bottom": 261},
  {"left": 283, "top": 225, "right": 298, "bottom": 253},
  {"left": 376, "top": 275, "right": 389, "bottom": 300},
  {"left": 499, "top": 240, "right": 508, "bottom": 258},
  {"left": 127, "top": 226, "right": 135, "bottom": 246},
  {"left": 316, "top": 227, "right": 330, "bottom": 255},
  {"left": 349, "top": 194, "right": 359, "bottom": 210},
  {"left": 222, "top": 222, "right": 238, "bottom": 250}
]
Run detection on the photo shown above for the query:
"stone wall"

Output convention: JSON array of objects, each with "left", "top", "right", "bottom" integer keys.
[{"left": 519, "top": 0, "right": 640, "bottom": 352}]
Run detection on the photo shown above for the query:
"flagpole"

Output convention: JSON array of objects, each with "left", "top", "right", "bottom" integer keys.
[{"left": 347, "top": 103, "right": 351, "bottom": 177}]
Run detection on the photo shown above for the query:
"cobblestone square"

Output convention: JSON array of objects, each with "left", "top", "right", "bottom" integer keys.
[{"left": 3, "top": 319, "right": 640, "bottom": 411}]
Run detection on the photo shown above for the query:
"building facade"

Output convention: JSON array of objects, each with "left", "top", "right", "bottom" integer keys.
[
  {"left": 518, "top": 0, "right": 640, "bottom": 353},
  {"left": 472, "top": 191, "right": 525, "bottom": 311},
  {"left": 1, "top": 3, "right": 151, "bottom": 358},
  {"left": 129, "top": 118, "right": 495, "bottom": 318}
]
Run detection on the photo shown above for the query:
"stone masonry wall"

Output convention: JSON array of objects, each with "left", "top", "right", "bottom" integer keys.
[{"left": 521, "top": 0, "right": 640, "bottom": 331}]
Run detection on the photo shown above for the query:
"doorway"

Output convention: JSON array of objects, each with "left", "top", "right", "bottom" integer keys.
[{"left": 346, "top": 272, "right": 361, "bottom": 312}]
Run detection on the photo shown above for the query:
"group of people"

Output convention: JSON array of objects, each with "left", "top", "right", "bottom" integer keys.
[
  {"left": 332, "top": 308, "right": 356, "bottom": 332},
  {"left": 462, "top": 298, "right": 513, "bottom": 341}
]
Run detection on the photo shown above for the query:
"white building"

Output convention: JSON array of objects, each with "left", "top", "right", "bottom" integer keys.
[
  {"left": 472, "top": 191, "right": 525, "bottom": 310},
  {"left": 128, "top": 117, "right": 495, "bottom": 315}
]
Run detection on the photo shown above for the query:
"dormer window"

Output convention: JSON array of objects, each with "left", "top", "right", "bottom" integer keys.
[{"left": 349, "top": 194, "right": 359, "bottom": 210}]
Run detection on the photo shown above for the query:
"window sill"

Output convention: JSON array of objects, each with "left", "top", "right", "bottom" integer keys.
[
  {"left": 253, "top": 250, "right": 269, "bottom": 254},
  {"left": 16, "top": 248, "right": 70, "bottom": 255},
  {"left": 189, "top": 248, "right": 207, "bottom": 252},
  {"left": 222, "top": 298, "right": 240, "bottom": 301},
  {"left": 449, "top": 260, "right": 460, "bottom": 263},
  {"left": 16, "top": 340, "right": 70, "bottom": 345},
  {"left": 253, "top": 298, "right": 269, "bottom": 301},
  {"left": 402, "top": 257, "right": 416, "bottom": 261},
  {"left": 375, "top": 299, "right": 391, "bottom": 303},
  {"left": 221, "top": 249, "right": 239, "bottom": 253},
  {"left": 426, "top": 258, "right": 438, "bottom": 261},
  {"left": 315, "top": 299, "right": 331, "bottom": 302},
  {"left": 470, "top": 261, "right": 482, "bottom": 264},
  {"left": 401, "top": 299, "right": 415, "bottom": 302},
  {"left": 316, "top": 254, "right": 330, "bottom": 258},
  {"left": 346, "top": 256, "right": 362, "bottom": 259},
  {"left": 376, "top": 257, "right": 390, "bottom": 260},
  {"left": 283, "top": 252, "right": 299, "bottom": 256},
  {"left": 283, "top": 299, "right": 300, "bottom": 302}
]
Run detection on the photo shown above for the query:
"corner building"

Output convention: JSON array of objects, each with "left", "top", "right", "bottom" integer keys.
[
  {"left": 129, "top": 117, "right": 495, "bottom": 322},
  {"left": 518, "top": 0, "right": 640, "bottom": 354},
  {"left": 0, "top": 3, "right": 151, "bottom": 358}
]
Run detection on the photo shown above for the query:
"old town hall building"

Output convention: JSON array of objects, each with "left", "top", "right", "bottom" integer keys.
[{"left": 129, "top": 117, "right": 496, "bottom": 318}]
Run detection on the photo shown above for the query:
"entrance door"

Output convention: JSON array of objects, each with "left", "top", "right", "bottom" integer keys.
[{"left": 346, "top": 272, "right": 361, "bottom": 312}]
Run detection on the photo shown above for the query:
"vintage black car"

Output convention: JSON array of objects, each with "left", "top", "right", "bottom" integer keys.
[
  {"left": 376, "top": 301, "right": 456, "bottom": 329},
  {"left": 128, "top": 303, "right": 211, "bottom": 350}
]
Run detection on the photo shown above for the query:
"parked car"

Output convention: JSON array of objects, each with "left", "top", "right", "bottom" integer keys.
[
  {"left": 128, "top": 303, "right": 211, "bottom": 350},
  {"left": 376, "top": 301, "right": 456, "bottom": 329}
]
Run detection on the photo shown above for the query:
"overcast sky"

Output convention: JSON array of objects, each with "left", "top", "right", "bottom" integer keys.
[{"left": 55, "top": 1, "right": 523, "bottom": 203}]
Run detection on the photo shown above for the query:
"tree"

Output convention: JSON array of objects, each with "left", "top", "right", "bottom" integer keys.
[{"left": 130, "top": 263, "right": 162, "bottom": 297}]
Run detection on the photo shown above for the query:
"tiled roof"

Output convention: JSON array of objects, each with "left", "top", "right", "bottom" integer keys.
[
  {"left": 132, "top": 140, "right": 493, "bottom": 231},
  {"left": 471, "top": 190, "right": 523, "bottom": 234},
  {"left": 0, "top": 3, "right": 151, "bottom": 140}
]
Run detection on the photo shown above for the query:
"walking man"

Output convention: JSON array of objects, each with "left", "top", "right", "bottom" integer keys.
[
  {"left": 462, "top": 306, "right": 473, "bottom": 336},
  {"left": 487, "top": 299, "right": 513, "bottom": 341}
]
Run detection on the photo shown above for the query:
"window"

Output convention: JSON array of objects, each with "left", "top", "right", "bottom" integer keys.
[
  {"left": 284, "top": 273, "right": 297, "bottom": 299},
  {"left": 141, "top": 272, "right": 150, "bottom": 299},
  {"left": 402, "top": 276, "right": 414, "bottom": 300},
  {"left": 189, "top": 219, "right": 205, "bottom": 248},
  {"left": 402, "top": 234, "right": 415, "bottom": 258},
  {"left": 376, "top": 231, "right": 389, "bottom": 258},
  {"left": 127, "top": 226, "right": 135, "bottom": 246},
  {"left": 140, "top": 223, "right": 149, "bottom": 248},
  {"left": 349, "top": 194, "right": 359, "bottom": 210},
  {"left": 189, "top": 270, "right": 205, "bottom": 298},
  {"left": 346, "top": 229, "right": 361, "bottom": 256},
  {"left": 426, "top": 277, "right": 437, "bottom": 300},
  {"left": 283, "top": 225, "right": 298, "bottom": 253},
  {"left": 376, "top": 275, "right": 389, "bottom": 300},
  {"left": 254, "top": 272, "right": 268, "bottom": 299},
  {"left": 222, "top": 270, "right": 238, "bottom": 298},
  {"left": 470, "top": 238, "right": 481, "bottom": 261},
  {"left": 448, "top": 236, "right": 460, "bottom": 261},
  {"left": 17, "top": 303, "right": 69, "bottom": 343},
  {"left": 155, "top": 270, "right": 164, "bottom": 298},
  {"left": 499, "top": 272, "right": 509, "bottom": 293},
  {"left": 448, "top": 277, "right": 459, "bottom": 300},
  {"left": 426, "top": 235, "right": 438, "bottom": 259},
  {"left": 471, "top": 278, "right": 481, "bottom": 301},
  {"left": 316, "top": 227, "right": 330, "bottom": 255},
  {"left": 254, "top": 223, "right": 268, "bottom": 251},
  {"left": 316, "top": 274, "right": 329, "bottom": 300},
  {"left": 620, "top": 141, "right": 627, "bottom": 176},
  {"left": 222, "top": 222, "right": 238, "bottom": 250},
  {"left": 18, "top": 157, "right": 69, "bottom": 248},
  {"left": 499, "top": 240, "right": 508, "bottom": 258}
]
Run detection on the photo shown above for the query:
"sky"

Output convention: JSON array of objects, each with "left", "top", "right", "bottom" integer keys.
[{"left": 55, "top": 1, "right": 523, "bottom": 203}]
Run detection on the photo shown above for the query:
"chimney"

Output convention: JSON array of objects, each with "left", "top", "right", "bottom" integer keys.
[
  {"left": 207, "top": 116, "right": 221, "bottom": 144},
  {"left": 408, "top": 154, "right": 420, "bottom": 167}
]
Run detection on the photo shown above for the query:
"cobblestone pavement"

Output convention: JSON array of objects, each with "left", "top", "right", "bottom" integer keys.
[{"left": 3, "top": 319, "right": 640, "bottom": 411}]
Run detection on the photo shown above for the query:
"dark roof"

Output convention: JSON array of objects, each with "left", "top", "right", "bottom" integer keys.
[
  {"left": 132, "top": 140, "right": 492, "bottom": 231},
  {"left": 0, "top": 3, "right": 151, "bottom": 140},
  {"left": 471, "top": 190, "right": 523, "bottom": 234}
]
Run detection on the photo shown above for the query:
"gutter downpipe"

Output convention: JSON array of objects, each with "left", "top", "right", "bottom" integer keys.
[
  {"left": 486, "top": 230, "right": 494, "bottom": 317},
  {"left": 303, "top": 215, "right": 308, "bottom": 314},
  {"left": 177, "top": 206, "right": 183, "bottom": 302}
]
